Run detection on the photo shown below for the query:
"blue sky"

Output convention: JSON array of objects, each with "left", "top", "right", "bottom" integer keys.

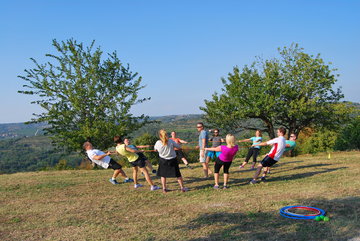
[{"left": 0, "top": 0, "right": 359, "bottom": 123}]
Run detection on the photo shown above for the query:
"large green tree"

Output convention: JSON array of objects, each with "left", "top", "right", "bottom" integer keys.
[
  {"left": 201, "top": 44, "right": 350, "bottom": 138},
  {"left": 18, "top": 39, "right": 151, "bottom": 151}
]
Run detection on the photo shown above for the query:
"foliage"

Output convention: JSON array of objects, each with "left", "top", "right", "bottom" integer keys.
[
  {"left": 335, "top": 116, "right": 360, "bottom": 151},
  {"left": 133, "top": 133, "right": 159, "bottom": 165},
  {"left": 18, "top": 39, "right": 151, "bottom": 151},
  {"left": 297, "top": 128, "right": 338, "bottom": 154},
  {"left": 0, "top": 136, "right": 82, "bottom": 174},
  {"left": 200, "top": 43, "right": 350, "bottom": 138}
]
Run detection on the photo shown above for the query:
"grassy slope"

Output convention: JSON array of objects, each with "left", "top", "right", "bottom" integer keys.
[{"left": 1, "top": 151, "right": 359, "bottom": 241}]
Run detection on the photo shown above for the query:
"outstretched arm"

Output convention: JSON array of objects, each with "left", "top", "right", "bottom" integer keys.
[{"left": 205, "top": 146, "right": 221, "bottom": 152}]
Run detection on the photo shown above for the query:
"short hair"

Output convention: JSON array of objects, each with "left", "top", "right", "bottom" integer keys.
[
  {"left": 114, "top": 136, "right": 123, "bottom": 144},
  {"left": 278, "top": 127, "right": 286, "bottom": 135},
  {"left": 226, "top": 134, "right": 236, "bottom": 147},
  {"left": 214, "top": 128, "right": 219, "bottom": 132},
  {"left": 83, "top": 141, "right": 92, "bottom": 149},
  {"left": 197, "top": 122, "right": 204, "bottom": 127}
]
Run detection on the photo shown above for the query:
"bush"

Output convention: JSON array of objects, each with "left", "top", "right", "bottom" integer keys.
[
  {"left": 335, "top": 116, "right": 360, "bottom": 151},
  {"left": 298, "top": 128, "right": 338, "bottom": 154}
]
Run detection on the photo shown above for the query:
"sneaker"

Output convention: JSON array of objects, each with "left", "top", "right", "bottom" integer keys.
[
  {"left": 124, "top": 178, "right": 134, "bottom": 183},
  {"left": 186, "top": 164, "right": 193, "bottom": 169},
  {"left": 213, "top": 185, "right": 220, "bottom": 189},
  {"left": 109, "top": 178, "right": 120, "bottom": 185},
  {"left": 239, "top": 165, "right": 244, "bottom": 170},
  {"left": 249, "top": 180, "right": 257, "bottom": 185},
  {"left": 152, "top": 170, "right": 157, "bottom": 174},
  {"left": 150, "top": 185, "right": 160, "bottom": 191},
  {"left": 181, "top": 187, "right": 189, "bottom": 192},
  {"left": 134, "top": 184, "right": 143, "bottom": 188},
  {"left": 223, "top": 185, "right": 229, "bottom": 189},
  {"left": 260, "top": 176, "right": 266, "bottom": 181}
]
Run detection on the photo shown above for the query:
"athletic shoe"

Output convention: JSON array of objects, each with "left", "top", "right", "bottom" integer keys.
[
  {"left": 109, "top": 178, "right": 120, "bottom": 185},
  {"left": 134, "top": 184, "right": 143, "bottom": 188},
  {"left": 213, "top": 185, "right": 219, "bottom": 189},
  {"left": 150, "top": 185, "right": 160, "bottom": 191},
  {"left": 181, "top": 187, "right": 189, "bottom": 192},
  {"left": 260, "top": 176, "right": 266, "bottom": 181},
  {"left": 152, "top": 170, "right": 157, "bottom": 174},
  {"left": 124, "top": 178, "right": 134, "bottom": 183},
  {"left": 223, "top": 186, "right": 229, "bottom": 189},
  {"left": 249, "top": 180, "right": 257, "bottom": 185},
  {"left": 239, "top": 165, "right": 244, "bottom": 170}
]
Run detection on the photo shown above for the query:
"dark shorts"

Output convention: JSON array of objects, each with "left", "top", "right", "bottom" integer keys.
[
  {"left": 108, "top": 159, "right": 122, "bottom": 170},
  {"left": 137, "top": 152, "right": 148, "bottom": 162},
  {"left": 261, "top": 155, "right": 278, "bottom": 167},
  {"left": 129, "top": 157, "right": 146, "bottom": 168},
  {"left": 214, "top": 157, "right": 232, "bottom": 174},
  {"left": 175, "top": 150, "right": 186, "bottom": 160}
]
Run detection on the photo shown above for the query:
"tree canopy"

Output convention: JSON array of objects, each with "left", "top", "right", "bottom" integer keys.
[
  {"left": 200, "top": 44, "right": 351, "bottom": 138},
  {"left": 18, "top": 39, "right": 151, "bottom": 151}
]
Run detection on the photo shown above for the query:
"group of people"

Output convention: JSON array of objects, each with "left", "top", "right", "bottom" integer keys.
[{"left": 84, "top": 122, "right": 297, "bottom": 193}]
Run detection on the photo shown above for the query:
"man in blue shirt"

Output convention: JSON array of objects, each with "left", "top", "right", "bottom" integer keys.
[{"left": 197, "top": 122, "right": 211, "bottom": 178}]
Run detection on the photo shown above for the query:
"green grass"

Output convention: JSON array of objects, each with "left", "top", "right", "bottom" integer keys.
[{"left": 1, "top": 151, "right": 360, "bottom": 240}]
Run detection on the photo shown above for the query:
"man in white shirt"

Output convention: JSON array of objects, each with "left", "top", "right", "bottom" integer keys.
[
  {"left": 83, "top": 141, "right": 133, "bottom": 185},
  {"left": 250, "top": 127, "right": 287, "bottom": 184}
]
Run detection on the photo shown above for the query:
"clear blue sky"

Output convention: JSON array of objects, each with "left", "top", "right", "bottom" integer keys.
[{"left": 1, "top": 0, "right": 359, "bottom": 123}]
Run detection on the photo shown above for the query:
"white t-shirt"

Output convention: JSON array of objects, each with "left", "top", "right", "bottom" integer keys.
[
  {"left": 86, "top": 149, "right": 111, "bottom": 169},
  {"left": 266, "top": 136, "right": 286, "bottom": 161},
  {"left": 154, "top": 139, "right": 180, "bottom": 160}
]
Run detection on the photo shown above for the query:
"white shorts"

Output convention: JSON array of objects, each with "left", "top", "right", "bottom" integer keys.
[{"left": 199, "top": 150, "right": 209, "bottom": 163}]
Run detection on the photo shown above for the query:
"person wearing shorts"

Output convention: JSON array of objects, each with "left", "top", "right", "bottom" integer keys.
[
  {"left": 197, "top": 122, "right": 210, "bottom": 177},
  {"left": 238, "top": 130, "right": 263, "bottom": 170},
  {"left": 205, "top": 134, "right": 239, "bottom": 189},
  {"left": 83, "top": 141, "right": 133, "bottom": 185},
  {"left": 206, "top": 129, "right": 224, "bottom": 162},
  {"left": 114, "top": 136, "right": 160, "bottom": 191},
  {"left": 250, "top": 127, "right": 287, "bottom": 184},
  {"left": 124, "top": 138, "right": 156, "bottom": 174}
]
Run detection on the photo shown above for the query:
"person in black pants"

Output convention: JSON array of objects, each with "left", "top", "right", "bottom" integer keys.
[{"left": 238, "top": 130, "right": 263, "bottom": 170}]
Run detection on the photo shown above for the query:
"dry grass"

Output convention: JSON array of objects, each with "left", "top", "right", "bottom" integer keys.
[{"left": 1, "top": 151, "right": 360, "bottom": 241}]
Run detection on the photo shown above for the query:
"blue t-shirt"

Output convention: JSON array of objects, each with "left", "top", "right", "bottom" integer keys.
[
  {"left": 127, "top": 144, "right": 138, "bottom": 150},
  {"left": 250, "top": 137, "right": 262, "bottom": 149},
  {"left": 198, "top": 130, "right": 209, "bottom": 149}
]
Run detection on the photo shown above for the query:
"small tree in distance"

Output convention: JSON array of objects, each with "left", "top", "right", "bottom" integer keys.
[{"left": 18, "top": 39, "right": 151, "bottom": 151}]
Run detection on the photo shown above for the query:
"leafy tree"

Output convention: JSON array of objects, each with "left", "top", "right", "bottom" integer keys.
[
  {"left": 335, "top": 116, "right": 360, "bottom": 151},
  {"left": 201, "top": 44, "right": 350, "bottom": 138},
  {"left": 18, "top": 39, "right": 150, "bottom": 151}
]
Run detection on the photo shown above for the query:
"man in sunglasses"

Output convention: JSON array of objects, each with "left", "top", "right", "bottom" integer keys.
[{"left": 196, "top": 122, "right": 211, "bottom": 178}]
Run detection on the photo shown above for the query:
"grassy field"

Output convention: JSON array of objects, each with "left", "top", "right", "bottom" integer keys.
[{"left": 1, "top": 151, "right": 360, "bottom": 241}]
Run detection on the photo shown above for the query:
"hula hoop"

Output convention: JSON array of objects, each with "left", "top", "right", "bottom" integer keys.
[{"left": 280, "top": 206, "right": 326, "bottom": 220}]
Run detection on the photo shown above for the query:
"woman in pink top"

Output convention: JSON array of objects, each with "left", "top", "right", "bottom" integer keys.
[{"left": 205, "top": 134, "right": 239, "bottom": 189}]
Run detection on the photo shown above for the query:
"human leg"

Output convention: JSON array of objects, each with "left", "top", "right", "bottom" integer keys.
[
  {"left": 223, "top": 162, "right": 232, "bottom": 187},
  {"left": 240, "top": 148, "right": 253, "bottom": 168},
  {"left": 251, "top": 148, "right": 260, "bottom": 169},
  {"left": 140, "top": 167, "right": 154, "bottom": 186},
  {"left": 161, "top": 177, "right": 167, "bottom": 192},
  {"left": 214, "top": 158, "right": 223, "bottom": 187},
  {"left": 132, "top": 166, "right": 138, "bottom": 184}
]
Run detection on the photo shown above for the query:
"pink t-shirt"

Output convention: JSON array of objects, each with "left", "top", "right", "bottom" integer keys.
[{"left": 219, "top": 145, "right": 239, "bottom": 162}]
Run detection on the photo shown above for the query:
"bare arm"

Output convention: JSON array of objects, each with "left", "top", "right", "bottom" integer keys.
[
  {"left": 252, "top": 142, "right": 269, "bottom": 147},
  {"left": 238, "top": 138, "right": 251, "bottom": 143},
  {"left": 205, "top": 146, "right": 221, "bottom": 152},
  {"left": 92, "top": 151, "right": 111, "bottom": 160}
]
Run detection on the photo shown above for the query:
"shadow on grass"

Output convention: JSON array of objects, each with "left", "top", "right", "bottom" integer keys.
[
  {"left": 176, "top": 196, "right": 360, "bottom": 241},
  {"left": 265, "top": 167, "right": 347, "bottom": 183}
]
